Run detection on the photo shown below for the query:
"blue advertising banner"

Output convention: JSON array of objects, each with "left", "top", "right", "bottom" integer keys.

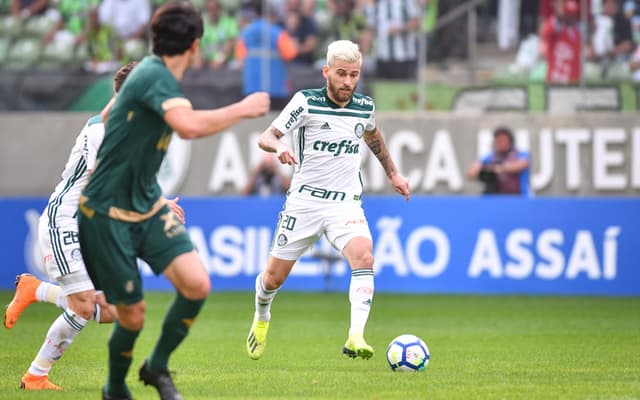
[{"left": 1, "top": 196, "right": 638, "bottom": 295}]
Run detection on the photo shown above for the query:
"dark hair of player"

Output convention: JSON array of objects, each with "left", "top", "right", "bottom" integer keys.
[
  {"left": 150, "top": 1, "right": 204, "bottom": 57},
  {"left": 113, "top": 61, "right": 138, "bottom": 93}
]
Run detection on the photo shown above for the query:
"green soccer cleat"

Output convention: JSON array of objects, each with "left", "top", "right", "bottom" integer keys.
[
  {"left": 342, "top": 333, "right": 374, "bottom": 360},
  {"left": 246, "top": 318, "right": 269, "bottom": 360}
]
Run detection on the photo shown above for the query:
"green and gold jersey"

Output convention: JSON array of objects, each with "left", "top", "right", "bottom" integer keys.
[{"left": 81, "top": 56, "right": 191, "bottom": 221}]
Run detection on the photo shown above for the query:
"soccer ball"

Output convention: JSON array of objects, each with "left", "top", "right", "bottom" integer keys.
[{"left": 386, "top": 334, "right": 430, "bottom": 372}]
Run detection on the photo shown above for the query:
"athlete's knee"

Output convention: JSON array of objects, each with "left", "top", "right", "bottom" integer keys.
[
  {"left": 117, "top": 302, "right": 146, "bottom": 331},
  {"left": 343, "top": 236, "right": 374, "bottom": 269},
  {"left": 67, "top": 291, "right": 97, "bottom": 320},
  {"left": 263, "top": 270, "right": 285, "bottom": 290},
  {"left": 180, "top": 276, "right": 210, "bottom": 300},
  {"left": 351, "top": 250, "right": 374, "bottom": 269}
]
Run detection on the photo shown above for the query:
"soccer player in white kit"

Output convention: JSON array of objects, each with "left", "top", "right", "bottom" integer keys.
[
  {"left": 246, "top": 40, "right": 410, "bottom": 360},
  {"left": 2, "top": 62, "right": 186, "bottom": 391}
]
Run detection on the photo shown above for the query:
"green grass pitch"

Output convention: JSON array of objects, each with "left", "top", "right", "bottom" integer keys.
[{"left": 0, "top": 291, "right": 638, "bottom": 399}]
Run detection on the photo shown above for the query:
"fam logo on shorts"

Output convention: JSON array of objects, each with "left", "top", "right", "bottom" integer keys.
[
  {"left": 277, "top": 234, "right": 288, "bottom": 247},
  {"left": 354, "top": 123, "right": 365, "bottom": 138},
  {"left": 71, "top": 248, "right": 83, "bottom": 261}
]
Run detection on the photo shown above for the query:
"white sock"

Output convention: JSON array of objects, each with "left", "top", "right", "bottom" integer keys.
[
  {"left": 255, "top": 272, "right": 278, "bottom": 322},
  {"left": 27, "top": 309, "right": 87, "bottom": 376},
  {"left": 348, "top": 269, "right": 374, "bottom": 337},
  {"left": 35, "top": 281, "right": 67, "bottom": 309}
]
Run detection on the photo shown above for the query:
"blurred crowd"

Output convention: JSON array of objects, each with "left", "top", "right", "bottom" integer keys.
[
  {"left": 0, "top": 0, "right": 420, "bottom": 75},
  {"left": 507, "top": 0, "right": 640, "bottom": 83},
  {"left": 2, "top": 0, "right": 640, "bottom": 84}
]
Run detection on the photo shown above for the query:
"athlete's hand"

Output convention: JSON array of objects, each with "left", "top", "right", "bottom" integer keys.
[
  {"left": 167, "top": 197, "right": 186, "bottom": 224},
  {"left": 275, "top": 143, "right": 298, "bottom": 165},
  {"left": 390, "top": 174, "right": 410, "bottom": 201},
  {"left": 241, "top": 92, "right": 270, "bottom": 117}
]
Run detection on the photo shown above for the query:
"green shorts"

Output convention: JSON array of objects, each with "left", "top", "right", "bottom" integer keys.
[{"left": 78, "top": 205, "right": 194, "bottom": 305}]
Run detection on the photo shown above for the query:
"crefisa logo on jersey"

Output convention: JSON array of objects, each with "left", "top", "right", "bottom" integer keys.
[
  {"left": 354, "top": 123, "right": 365, "bottom": 138},
  {"left": 285, "top": 106, "right": 304, "bottom": 129}
]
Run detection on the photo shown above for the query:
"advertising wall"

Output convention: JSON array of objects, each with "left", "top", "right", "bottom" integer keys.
[
  {"left": 2, "top": 196, "right": 638, "bottom": 295},
  {"left": 2, "top": 113, "right": 640, "bottom": 197}
]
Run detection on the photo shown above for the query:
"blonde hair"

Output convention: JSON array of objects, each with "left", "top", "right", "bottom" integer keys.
[{"left": 326, "top": 40, "right": 362, "bottom": 67}]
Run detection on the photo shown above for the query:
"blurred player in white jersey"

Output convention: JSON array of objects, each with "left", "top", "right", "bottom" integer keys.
[
  {"left": 3, "top": 61, "right": 183, "bottom": 391},
  {"left": 246, "top": 39, "right": 410, "bottom": 361}
]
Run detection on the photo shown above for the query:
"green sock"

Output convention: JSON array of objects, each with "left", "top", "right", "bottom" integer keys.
[
  {"left": 106, "top": 322, "right": 140, "bottom": 396},
  {"left": 148, "top": 292, "right": 205, "bottom": 371}
]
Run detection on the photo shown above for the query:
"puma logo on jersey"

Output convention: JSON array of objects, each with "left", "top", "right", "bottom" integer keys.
[
  {"left": 312, "top": 139, "right": 359, "bottom": 156},
  {"left": 285, "top": 106, "right": 304, "bottom": 129}
]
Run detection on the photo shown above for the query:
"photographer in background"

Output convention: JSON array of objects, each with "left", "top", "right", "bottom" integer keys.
[
  {"left": 242, "top": 153, "right": 291, "bottom": 196},
  {"left": 466, "top": 127, "right": 531, "bottom": 196}
]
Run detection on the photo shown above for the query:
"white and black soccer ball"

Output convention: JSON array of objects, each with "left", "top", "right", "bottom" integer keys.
[{"left": 386, "top": 334, "right": 430, "bottom": 372}]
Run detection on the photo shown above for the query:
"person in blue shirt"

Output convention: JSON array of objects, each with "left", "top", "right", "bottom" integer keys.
[
  {"left": 466, "top": 126, "right": 531, "bottom": 196},
  {"left": 235, "top": 0, "right": 298, "bottom": 110}
]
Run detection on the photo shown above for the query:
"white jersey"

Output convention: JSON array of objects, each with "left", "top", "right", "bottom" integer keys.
[
  {"left": 38, "top": 115, "right": 103, "bottom": 285},
  {"left": 271, "top": 87, "right": 376, "bottom": 203},
  {"left": 43, "top": 115, "right": 104, "bottom": 227}
]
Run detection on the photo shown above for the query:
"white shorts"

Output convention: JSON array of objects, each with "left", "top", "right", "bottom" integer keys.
[
  {"left": 38, "top": 214, "right": 95, "bottom": 295},
  {"left": 270, "top": 198, "right": 372, "bottom": 260}
]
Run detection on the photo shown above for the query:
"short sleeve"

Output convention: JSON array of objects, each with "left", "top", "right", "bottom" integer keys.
[
  {"left": 140, "top": 70, "right": 191, "bottom": 116},
  {"left": 366, "top": 98, "right": 376, "bottom": 131},
  {"left": 271, "top": 92, "right": 308, "bottom": 135},
  {"left": 84, "top": 122, "right": 105, "bottom": 171}
]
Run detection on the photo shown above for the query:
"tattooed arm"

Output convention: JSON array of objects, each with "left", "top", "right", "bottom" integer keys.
[
  {"left": 364, "top": 128, "right": 410, "bottom": 201},
  {"left": 258, "top": 126, "right": 298, "bottom": 165},
  {"left": 364, "top": 127, "right": 398, "bottom": 178}
]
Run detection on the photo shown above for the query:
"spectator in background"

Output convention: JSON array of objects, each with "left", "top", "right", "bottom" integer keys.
[
  {"left": 42, "top": 0, "right": 99, "bottom": 52},
  {"left": 419, "top": 0, "right": 438, "bottom": 49},
  {"left": 427, "top": 0, "right": 467, "bottom": 63},
  {"left": 300, "top": 0, "right": 315, "bottom": 18},
  {"left": 365, "top": 0, "right": 421, "bottom": 80},
  {"left": 85, "top": 7, "right": 117, "bottom": 73},
  {"left": 11, "top": 0, "right": 48, "bottom": 20},
  {"left": 326, "top": 0, "right": 372, "bottom": 57},
  {"left": 98, "top": 0, "right": 149, "bottom": 40},
  {"left": 242, "top": 153, "right": 290, "bottom": 196},
  {"left": 283, "top": 0, "right": 318, "bottom": 65},
  {"left": 98, "top": 0, "right": 150, "bottom": 61},
  {"left": 623, "top": 0, "right": 640, "bottom": 44},
  {"left": 588, "top": 0, "right": 633, "bottom": 62},
  {"left": 629, "top": 40, "right": 640, "bottom": 80},
  {"left": 466, "top": 127, "right": 530, "bottom": 196},
  {"left": 539, "top": 0, "right": 588, "bottom": 21},
  {"left": 235, "top": 0, "right": 298, "bottom": 110},
  {"left": 540, "top": 0, "right": 582, "bottom": 83},
  {"left": 497, "top": 0, "right": 521, "bottom": 51},
  {"left": 197, "top": 0, "right": 238, "bottom": 69}
]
